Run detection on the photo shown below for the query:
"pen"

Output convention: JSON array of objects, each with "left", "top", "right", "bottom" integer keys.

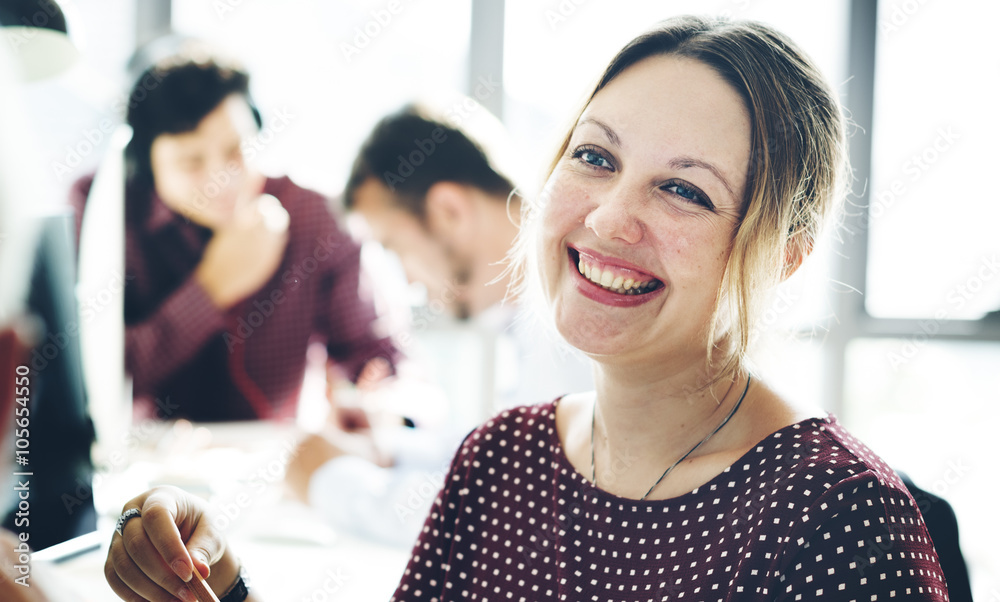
[{"left": 185, "top": 570, "right": 221, "bottom": 602}]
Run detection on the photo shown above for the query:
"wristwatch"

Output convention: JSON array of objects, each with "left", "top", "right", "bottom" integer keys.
[{"left": 219, "top": 565, "right": 250, "bottom": 602}]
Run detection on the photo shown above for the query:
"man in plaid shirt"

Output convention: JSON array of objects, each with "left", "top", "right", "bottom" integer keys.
[{"left": 72, "top": 56, "right": 398, "bottom": 422}]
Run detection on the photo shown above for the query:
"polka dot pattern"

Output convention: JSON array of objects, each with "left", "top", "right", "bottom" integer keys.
[{"left": 392, "top": 402, "right": 950, "bottom": 601}]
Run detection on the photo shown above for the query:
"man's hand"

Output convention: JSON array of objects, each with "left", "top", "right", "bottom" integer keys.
[
  {"left": 196, "top": 190, "right": 290, "bottom": 310},
  {"left": 325, "top": 358, "right": 394, "bottom": 432},
  {"left": 286, "top": 433, "right": 347, "bottom": 502},
  {"left": 286, "top": 430, "right": 391, "bottom": 503}
]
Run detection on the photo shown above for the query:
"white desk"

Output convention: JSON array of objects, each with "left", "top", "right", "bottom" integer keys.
[
  {"left": 45, "top": 520, "right": 410, "bottom": 601},
  {"left": 36, "top": 420, "right": 411, "bottom": 601}
]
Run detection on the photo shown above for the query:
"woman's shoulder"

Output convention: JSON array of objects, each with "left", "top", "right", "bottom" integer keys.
[
  {"left": 731, "top": 381, "right": 907, "bottom": 501},
  {"left": 780, "top": 415, "right": 906, "bottom": 491},
  {"left": 743, "top": 413, "right": 908, "bottom": 494},
  {"left": 744, "top": 414, "right": 930, "bottom": 544},
  {"left": 467, "top": 399, "right": 560, "bottom": 437},
  {"left": 756, "top": 417, "right": 948, "bottom": 596},
  {"left": 453, "top": 400, "right": 561, "bottom": 458}
]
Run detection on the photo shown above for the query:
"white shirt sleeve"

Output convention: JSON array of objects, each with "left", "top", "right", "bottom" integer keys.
[{"left": 306, "top": 425, "right": 465, "bottom": 547}]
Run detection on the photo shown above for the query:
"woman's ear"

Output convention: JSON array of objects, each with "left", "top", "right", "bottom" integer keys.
[{"left": 782, "top": 232, "right": 813, "bottom": 281}]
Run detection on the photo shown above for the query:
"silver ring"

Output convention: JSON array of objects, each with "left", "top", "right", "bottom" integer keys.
[{"left": 115, "top": 508, "right": 141, "bottom": 537}]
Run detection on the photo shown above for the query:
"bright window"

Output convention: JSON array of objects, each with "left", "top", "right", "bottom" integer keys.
[
  {"left": 867, "top": 0, "right": 1000, "bottom": 319},
  {"left": 172, "top": 0, "right": 471, "bottom": 196}
]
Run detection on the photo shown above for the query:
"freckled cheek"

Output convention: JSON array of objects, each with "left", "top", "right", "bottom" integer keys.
[
  {"left": 536, "top": 213, "right": 564, "bottom": 289},
  {"left": 535, "top": 182, "right": 585, "bottom": 292},
  {"left": 645, "top": 220, "right": 692, "bottom": 262},
  {"left": 652, "top": 228, "right": 728, "bottom": 285},
  {"left": 540, "top": 177, "right": 590, "bottom": 234}
]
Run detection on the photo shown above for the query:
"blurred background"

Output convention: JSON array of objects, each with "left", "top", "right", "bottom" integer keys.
[{"left": 1, "top": 0, "right": 998, "bottom": 599}]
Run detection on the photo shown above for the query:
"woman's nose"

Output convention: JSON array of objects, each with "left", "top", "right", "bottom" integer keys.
[{"left": 583, "top": 185, "right": 643, "bottom": 244}]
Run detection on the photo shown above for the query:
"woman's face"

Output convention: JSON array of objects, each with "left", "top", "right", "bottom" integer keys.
[{"left": 538, "top": 55, "right": 751, "bottom": 367}]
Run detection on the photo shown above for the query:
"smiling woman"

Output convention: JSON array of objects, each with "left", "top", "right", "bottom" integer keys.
[
  {"left": 388, "top": 15, "right": 949, "bottom": 600},
  {"left": 541, "top": 54, "right": 752, "bottom": 360},
  {"left": 102, "top": 16, "right": 949, "bottom": 602},
  {"left": 527, "top": 26, "right": 845, "bottom": 384}
]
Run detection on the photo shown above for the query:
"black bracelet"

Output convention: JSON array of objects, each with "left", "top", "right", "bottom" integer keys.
[{"left": 219, "top": 565, "right": 250, "bottom": 602}]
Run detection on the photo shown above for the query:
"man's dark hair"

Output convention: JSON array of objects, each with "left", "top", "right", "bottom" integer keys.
[
  {"left": 343, "top": 105, "right": 514, "bottom": 219},
  {"left": 124, "top": 59, "right": 259, "bottom": 191}
]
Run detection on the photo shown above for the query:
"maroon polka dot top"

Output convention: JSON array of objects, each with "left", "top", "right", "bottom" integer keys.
[{"left": 392, "top": 400, "right": 950, "bottom": 601}]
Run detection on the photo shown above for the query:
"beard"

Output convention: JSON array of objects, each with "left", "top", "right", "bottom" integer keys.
[{"left": 445, "top": 244, "right": 473, "bottom": 320}]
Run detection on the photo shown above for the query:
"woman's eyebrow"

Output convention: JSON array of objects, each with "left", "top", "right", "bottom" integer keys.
[
  {"left": 668, "top": 156, "right": 737, "bottom": 200},
  {"left": 576, "top": 118, "right": 622, "bottom": 148},
  {"left": 575, "top": 117, "right": 738, "bottom": 201}
]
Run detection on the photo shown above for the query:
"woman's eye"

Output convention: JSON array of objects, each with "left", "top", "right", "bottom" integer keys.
[
  {"left": 666, "top": 183, "right": 697, "bottom": 200},
  {"left": 582, "top": 151, "right": 609, "bottom": 168},
  {"left": 571, "top": 146, "right": 614, "bottom": 171},
  {"left": 662, "top": 181, "right": 714, "bottom": 210}
]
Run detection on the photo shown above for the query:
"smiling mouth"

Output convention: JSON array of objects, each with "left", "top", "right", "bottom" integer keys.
[{"left": 568, "top": 248, "right": 664, "bottom": 295}]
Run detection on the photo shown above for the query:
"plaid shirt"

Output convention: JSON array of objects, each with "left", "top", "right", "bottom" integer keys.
[{"left": 71, "top": 175, "right": 398, "bottom": 422}]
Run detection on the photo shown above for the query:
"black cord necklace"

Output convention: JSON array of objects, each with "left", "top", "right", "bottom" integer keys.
[{"left": 590, "top": 373, "right": 752, "bottom": 500}]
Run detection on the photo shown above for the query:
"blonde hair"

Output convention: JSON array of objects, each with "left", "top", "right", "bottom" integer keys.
[{"left": 508, "top": 16, "right": 848, "bottom": 384}]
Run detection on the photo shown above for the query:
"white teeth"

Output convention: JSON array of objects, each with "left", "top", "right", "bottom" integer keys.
[{"left": 575, "top": 255, "right": 658, "bottom": 295}]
